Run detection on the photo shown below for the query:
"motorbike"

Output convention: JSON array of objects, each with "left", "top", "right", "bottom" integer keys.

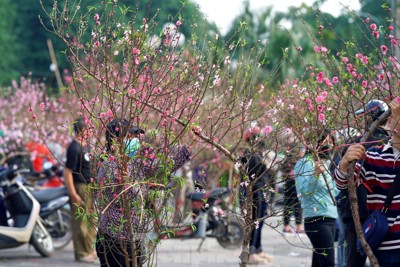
[
  {"left": 161, "top": 187, "right": 244, "bottom": 250},
  {"left": 23, "top": 164, "right": 72, "bottom": 250},
  {"left": 0, "top": 167, "right": 54, "bottom": 257}
]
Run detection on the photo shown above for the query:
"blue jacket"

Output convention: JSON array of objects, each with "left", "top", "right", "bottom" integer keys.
[{"left": 295, "top": 155, "right": 338, "bottom": 220}]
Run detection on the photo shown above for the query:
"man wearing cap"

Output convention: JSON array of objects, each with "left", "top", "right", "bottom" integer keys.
[{"left": 335, "top": 100, "right": 389, "bottom": 267}]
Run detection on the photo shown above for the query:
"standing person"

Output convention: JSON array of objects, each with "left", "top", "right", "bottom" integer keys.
[
  {"left": 281, "top": 149, "right": 304, "bottom": 235},
  {"left": 241, "top": 127, "right": 273, "bottom": 265},
  {"left": 338, "top": 100, "right": 389, "bottom": 267},
  {"left": 64, "top": 117, "right": 97, "bottom": 263},
  {"left": 335, "top": 98, "right": 400, "bottom": 267},
  {"left": 96, "top": 119, "right": 191, "bottom": 267},
  {"left": 295, "top": 129, "right": 338, "bottom": 267}
]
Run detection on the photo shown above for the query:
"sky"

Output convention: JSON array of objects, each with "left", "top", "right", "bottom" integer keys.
[{"left": 192, "top": 0, "right": 361, "bottom": 33}]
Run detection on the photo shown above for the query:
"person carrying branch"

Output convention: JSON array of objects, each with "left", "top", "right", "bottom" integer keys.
[
  {"left": 334, "top": 97, "right": 400, "bottom": 267},
  {"left": 335, "top": 100, "right": 390, "bottom": 267}
]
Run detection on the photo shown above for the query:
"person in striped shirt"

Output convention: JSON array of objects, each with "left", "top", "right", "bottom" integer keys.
[{"left": 335, "top": 98, "right": 400, "bottom": 267}]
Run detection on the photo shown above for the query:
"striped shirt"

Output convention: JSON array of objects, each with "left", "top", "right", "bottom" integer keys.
[{"left": 335, "top": 141, "right": 400, "bottom": 250}]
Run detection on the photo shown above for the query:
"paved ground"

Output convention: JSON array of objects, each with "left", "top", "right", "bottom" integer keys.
[{"left": 0, "top": 216, "right": 313, "bottom": 267}]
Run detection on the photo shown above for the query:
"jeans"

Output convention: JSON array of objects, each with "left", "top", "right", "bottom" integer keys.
[
  {"left": 249, "top": 190, "right": 267, "bottom": 254},
  {"left": 344, "top": 223, "right": 367, "bottom": 267},
  {"left": 304, "top": 217, "right": 336, "bottom": 267},
  {"left": 336, "top": 210, "right": 346, "bottom": 267},
  {"left": 375, "top": 249, "right": 400, "bottom": 267},
  {"left": 283, "top": 179, "right": 302, "bottom": 226}
]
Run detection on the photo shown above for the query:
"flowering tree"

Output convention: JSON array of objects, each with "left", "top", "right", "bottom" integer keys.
[
  {"left": 0, "top": 76, "right": 79, "bottom": 165},
  {"left": 39, "top": 0, "right": 400, "bottom": 266},
  {"left": 40, "top": 0, "right": 284, "bottom": 266}
]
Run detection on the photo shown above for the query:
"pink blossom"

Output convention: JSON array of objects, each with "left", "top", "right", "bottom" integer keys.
[
  {"left": 28, "top": 107, "right": 33, "bottom": 113},
  {"left": 370, "top": 23, "right": 377, "bottom": 31},
  {"left": 361, "top": 56, "right": 369, "bottom": 64},
  {"left": 39, "top": 102, "right": 45, "bottom": 110},
  {"left": 187, "top": 96, "right": 193, "bottom": 103},
  {"left": 323, "top": 78, "right": 332, "bottom": 87},
  {"left": 365, "top": 17, "right": 370, "bottom": 23},
  {"left": 297, "top": 46, "right": 303, "bottom": 52},
  {"left": 169, "top": 65, "right": 174, "bottom": 70},
  {"left": 381, "top": 45, "right": 388, "bottom": 55},
  {"left": 317, "top": 105, "right": 324, "bottom": 112},
  {"left": 263, "top": 126, "right": 272, "bottom": 135},
  {"left": 305, "top": 98, "right": 312, "bottom": 104},
  {"left": 379, "top": 74, "right": 385, "bottom": 80},
  {"left": 315, "top": 95, "right": 325, "bottom": 103},
  {"left": 32, "top": 114, "right": 37, "bottom": 120},
  {"left": 320, "top": 46, "right": 328, "bottom": 53},
  {"left": 94, "top": 14, "right": 100, "bottom": 21},
  {"left": 318, "top": 113, "right": 326, "bottom": 122},
  {"left": 321, "top": 91, "right": 328, "bottom": 98},
  {"left": 319, "top": 25, "right": 324, "bottom": 30},
  {"left": 362, "top": 80, "right": 368, "bottom": 88},
  {"left": 332, "top": 76, "right": 339, "bottom": 84},
  {"left": 396, "top": 96, "right": 400, "bottom": 104},
  {"left": 355, "top": 53, "right": 362, "bottom": 59},
  {"left": 342, "top": 57, "right": 349, "bottom": 63},
  {"left": 389, "top": 25, "right": 394, "bottom": 31},
  {"left": 373, "top": 31, "right": 380, "bottom": 39},
  {"left": 313, "top": 46, "right": 320, "bottom": 53},
  {"left": 391, "top": 38, "right": 398, "bottom": 45},
  {"left": 316, "top": 72, "right": 324, "bottom": 83},
  {"left": 128, "top": 88, "right": 136, "bottom": 95},
  {"left": 132, "top": 47, "right": 140, "bottom": 55},
  {"left": 93, "top": 41, "right": 100, "bottom": 47},
  {"left": 176, "top": 20, "right": 182, "bottom": 26},
  {"left": 308, "top": 105, "right": 314, "bottom": 111}
]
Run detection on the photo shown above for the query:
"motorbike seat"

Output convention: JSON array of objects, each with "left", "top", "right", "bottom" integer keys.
[
  {"left": 31, "top": 187, "right": 68, "bottom": 204},
  {"left": 186, "top": 187, "right": 230, "bottom": 201}
]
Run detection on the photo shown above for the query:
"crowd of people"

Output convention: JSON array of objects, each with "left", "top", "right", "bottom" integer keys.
[{"left": 2, "top": 97, "right": 400, "bottom": 267}]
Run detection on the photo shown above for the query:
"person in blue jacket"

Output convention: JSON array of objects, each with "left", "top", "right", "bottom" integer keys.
[{"left": 295, "top": 129, "right": 339, "bottom": 267}]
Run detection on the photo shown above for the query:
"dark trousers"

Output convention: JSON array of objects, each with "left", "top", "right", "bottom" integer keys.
[
  {"left": 344, "top": 224, "right": 367, "bottom": 267},
  {"left": 376, "top": 249, "right": 400, "bottom": 267},
  {"left": 283, "top": 179, "right": 302, "bottom": 225},
  {"left": 249, "top": 190, "right": 267, "bottom": 254},
  {"left": 304, "top": 217, "right": 336, "bottom": 267},
  {"left": 96, "top": 234, "right": 145, "bottom": 267}
]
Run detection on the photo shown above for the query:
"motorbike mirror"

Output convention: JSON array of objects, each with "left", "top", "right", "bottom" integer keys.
[{"left": 43, "top": 162, "right": 53, "bottom": 170}]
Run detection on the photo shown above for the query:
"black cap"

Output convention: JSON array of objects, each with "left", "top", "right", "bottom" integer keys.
[{"left": 129, "top": 126, "right": 144, "bottom": 134}]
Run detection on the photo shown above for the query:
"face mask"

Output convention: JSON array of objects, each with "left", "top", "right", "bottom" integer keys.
[{"left": 125, "top": 137, "right": 141, "bottom": 158}]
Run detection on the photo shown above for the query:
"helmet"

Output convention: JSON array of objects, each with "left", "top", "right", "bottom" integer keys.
[{"left": 355, "top": 100, "right": 389, "bottom": 121}]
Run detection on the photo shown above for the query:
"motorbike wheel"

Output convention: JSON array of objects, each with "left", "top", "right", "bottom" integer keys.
[
  {"left": 46, "top": 208, "right": 72, "bottom": 250},
  {"left": 30, "top": 221, "right": 54, "bottom": 257},
  {"left": 216, "top": 215, "right": 244, "bottom": 249}
]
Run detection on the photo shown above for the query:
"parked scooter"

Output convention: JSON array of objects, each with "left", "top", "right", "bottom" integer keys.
[
  {"left": 0, "top": 167, "right": 54, "bottom": 256},
  {"left": 161, "top": 187, "right": 244, "bottom": 250},
  {"left": 24, "top": 164, "right": 72, "bottom": 250}
]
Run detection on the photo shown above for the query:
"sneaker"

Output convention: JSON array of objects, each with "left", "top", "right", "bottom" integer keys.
[
  {"left": 256, "top": 251, "right": 274, "bottom": 262},
  {"left": 248, "top": 253, "right": 270, "bottom": 265},
  {"left": 282, "top": 227, "right": 295, "bottom": 236},
  {"left": 295, "top": 229, "right": 306, "bottom": 237}
]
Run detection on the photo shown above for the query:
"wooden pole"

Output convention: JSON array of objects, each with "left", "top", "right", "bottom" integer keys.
[{"left": 47, "top": 39, "right": 64, "bottom": 88}]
